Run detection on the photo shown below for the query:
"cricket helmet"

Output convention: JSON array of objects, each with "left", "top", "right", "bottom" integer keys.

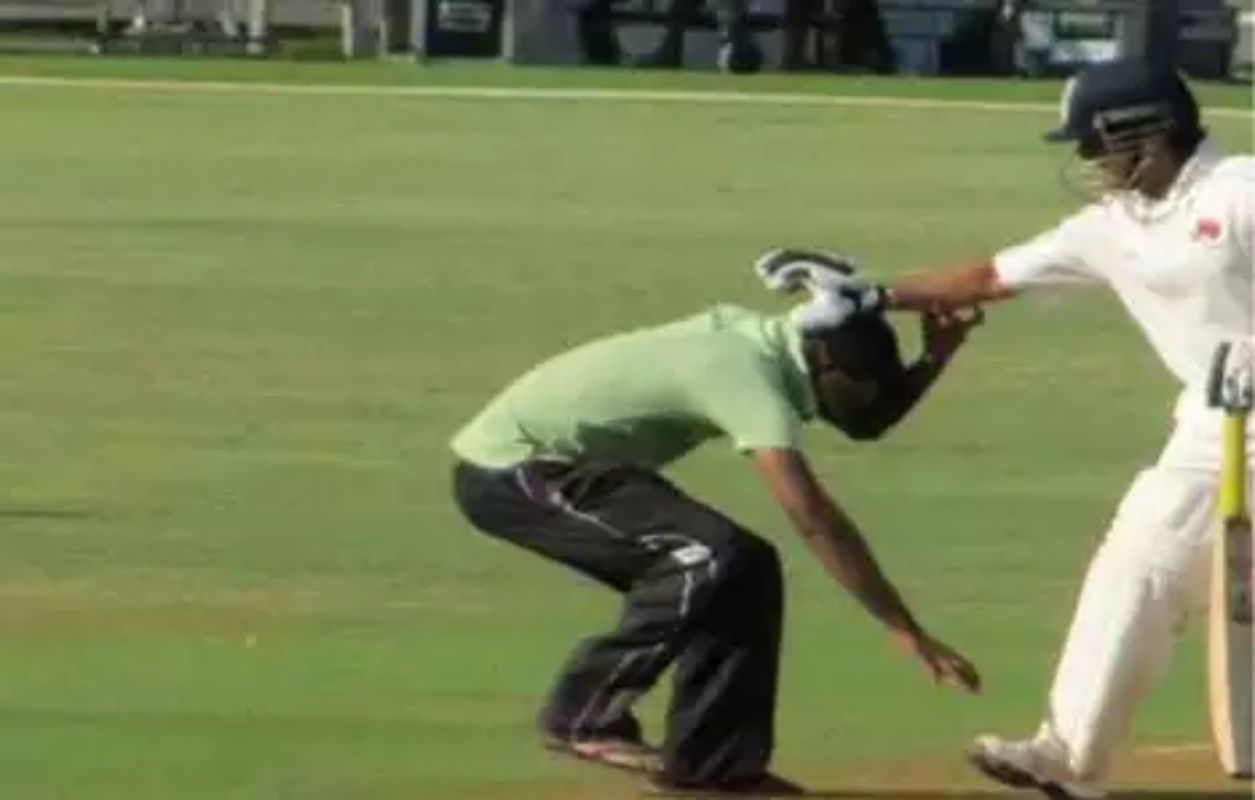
[{"left": 1047, "top": 58, "right": 1199, "bottom": 159}]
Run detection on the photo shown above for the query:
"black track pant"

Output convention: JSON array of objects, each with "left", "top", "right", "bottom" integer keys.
[{"left": 452, "top": 459, "right": 784, "bottom": 786}]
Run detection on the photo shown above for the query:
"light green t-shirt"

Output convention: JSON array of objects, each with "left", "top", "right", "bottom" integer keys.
[{"left": 450, "top": 305, "right": 816, "bottom": 469}]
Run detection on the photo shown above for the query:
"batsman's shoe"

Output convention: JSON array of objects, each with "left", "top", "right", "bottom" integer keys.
[
  {"left": 543, "top": 735, "right": 663, "bottom": 775},
  {"left": 968, "top": 735, "right": 1106, "bottom": 800}
]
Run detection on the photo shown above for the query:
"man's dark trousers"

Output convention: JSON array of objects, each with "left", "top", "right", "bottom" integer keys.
[{"left": 452, "top": 459, "right": 785, "bottom": 786}]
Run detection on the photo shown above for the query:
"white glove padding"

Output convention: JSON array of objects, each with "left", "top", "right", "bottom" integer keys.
[
  {"left": 755, "top": 248, "right": 860, "bottom": 293},
  {"left": 754, "top": 248, "right": 887, "bottom": 333},
  {"left": 1209, "top": 339, "right": 1255, "bottom": 411}
]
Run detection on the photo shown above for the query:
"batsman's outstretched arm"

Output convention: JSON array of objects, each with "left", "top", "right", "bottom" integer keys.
[
  {"left": 752, "top": 447, "right": 982, "bottom": 693},
  {"left": 888, "top": 260, "right": 1015, "bottom": 312}
]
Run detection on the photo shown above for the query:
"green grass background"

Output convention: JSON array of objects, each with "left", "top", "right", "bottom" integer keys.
[{"left": 0, "top": 58, "right": 1251, "bottom": 798}]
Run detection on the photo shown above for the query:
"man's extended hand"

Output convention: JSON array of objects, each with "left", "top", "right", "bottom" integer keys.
[
  {"left": 754, "top": 448, "right": 982, "bottom": 698},
  {"left": 921, "top": 307, "right": 984, "bottom": 366},
  {"left": 893, "top": 629, "right": 982, "bottom": 693}
]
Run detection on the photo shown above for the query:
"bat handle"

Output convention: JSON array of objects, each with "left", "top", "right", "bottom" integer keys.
[{"left": 1219, "top": 412, "right": 1248, "bottom": 522}]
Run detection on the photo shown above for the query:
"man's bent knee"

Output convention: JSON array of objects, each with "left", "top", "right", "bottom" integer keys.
[{"left": 641, "top": 528, "right": 778, "bottom": 616}]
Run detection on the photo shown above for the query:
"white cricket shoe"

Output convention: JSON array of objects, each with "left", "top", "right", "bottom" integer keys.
[{"left": 968, "top": 734, "right": 1107, "bottom": 800}]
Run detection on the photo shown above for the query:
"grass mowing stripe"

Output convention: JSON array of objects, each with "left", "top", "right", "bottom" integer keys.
[{"left": 0, "top": 73, "right": 1248, "bottom": 120}]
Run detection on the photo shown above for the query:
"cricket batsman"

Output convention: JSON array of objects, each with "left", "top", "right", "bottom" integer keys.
[
  {"left": 449, "top": 254, "right": 983, "bottom": 795},
  {"left": 838, "top": 59, "right": 1254, "bottom": 799}
]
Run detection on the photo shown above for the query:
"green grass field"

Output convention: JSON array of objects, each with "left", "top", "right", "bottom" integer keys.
[{"left": 0, "top": 57, "right": 1251, "bottom": 799}]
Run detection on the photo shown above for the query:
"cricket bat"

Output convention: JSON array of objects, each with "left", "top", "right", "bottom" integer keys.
[{"left": 1209, "top": 343, "right": 1255, "bottom": 779}]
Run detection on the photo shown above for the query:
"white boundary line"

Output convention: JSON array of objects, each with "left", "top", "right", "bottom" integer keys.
[{"left": 0, "top": 74, "right": 1249, "bottom": 120}]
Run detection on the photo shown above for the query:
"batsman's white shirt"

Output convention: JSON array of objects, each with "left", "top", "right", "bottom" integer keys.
[
  {"left": 996, "top": 140, "right": 1255, "bottom": 468},
  {"left": 982, "top": 140, "right": 1255, "bottom": 783}
]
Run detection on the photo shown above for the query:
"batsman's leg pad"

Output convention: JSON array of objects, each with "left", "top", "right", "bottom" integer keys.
[{"left": 1041, "top": 468, "right": 1215, "bottom": 780}]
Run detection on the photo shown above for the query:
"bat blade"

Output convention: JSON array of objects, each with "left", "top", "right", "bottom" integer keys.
[{"left": 1209, "top": 514, "right": 1255, "bottom": 779}]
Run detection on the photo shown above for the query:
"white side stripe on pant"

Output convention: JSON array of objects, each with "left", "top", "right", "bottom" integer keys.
[
  {"left": 518, "top": 470, "right": 722, "bottom": 739},
  {"left": 534, "top": 479, "right": 717, "bottom": 738},
  {"left": 592, "top": 642, "right": 668, "bottom": 733},
  {"left": 569, "top": 649, "right": 644, "bottom": 737}
]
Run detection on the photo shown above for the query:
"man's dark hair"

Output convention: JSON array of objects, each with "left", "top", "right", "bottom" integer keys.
[
  {"left": 803, "top": 314, "right": 925, "bottom": 441},
  {"left": 811, "top": 313, "right": 904, "bottom": 383}
]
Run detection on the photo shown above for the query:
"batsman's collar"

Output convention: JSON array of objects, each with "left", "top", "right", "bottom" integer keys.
[
  {"left": 1157, "top": 137, "right": 1219, "bottom": 206},
  {"left": 1119, "top": 137, "right": 1220, "bottom": 218}
]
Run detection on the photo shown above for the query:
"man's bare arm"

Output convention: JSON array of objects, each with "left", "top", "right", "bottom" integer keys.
[
  {"left": 888, "top": 261, "right": 1014, "bottom": 312},
  {"left": 754, "top": 448, "right": 922, "bottom": 636},
  {"left": 752, "top": 448, "right": 981, "bottom": 691}
]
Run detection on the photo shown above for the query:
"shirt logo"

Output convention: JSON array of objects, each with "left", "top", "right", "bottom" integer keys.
[{"left": 1192, "top": 217, "right": 1223, "bottom": 242}]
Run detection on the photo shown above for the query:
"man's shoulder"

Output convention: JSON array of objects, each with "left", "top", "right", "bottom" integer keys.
[
  {"left": 686, "top": 303, "right": 777, "bottom": 333},
  {"left": 539, "top": 307, "right": 774, "bottom": 395},
  {"left": 663, "top": 306, "right": 796, "bottom": 389},
  {"left": 656, "top": 305, "right": 783, "bottom": 354},
  {"left": 1187, "top": 155, "right": 1255, "bottom": 226},
  {"left": 1203, "top": 153, "right": 1255, "bottom": 191},
  {"left": 1040, "top": 202, "right": 1108, "bottom": 241}
]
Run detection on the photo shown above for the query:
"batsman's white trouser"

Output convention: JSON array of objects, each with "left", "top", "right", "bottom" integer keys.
[{"left": 1034, "top": 402, "right": 1240, "bottom": 781}]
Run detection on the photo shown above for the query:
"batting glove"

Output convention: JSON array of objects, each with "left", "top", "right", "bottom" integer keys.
[
  {"left": 754, "top": 248, "right": 888, "bottom": 331},
  {"left": 1209, "top": 339, "right": 1255, "bottom": 411}
]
